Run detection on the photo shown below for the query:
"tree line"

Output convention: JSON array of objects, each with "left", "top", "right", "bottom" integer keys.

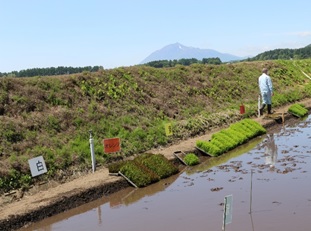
[
  {"left": 247, "top": 44, "right": 311, "bottom": 61},
  {"left": 143, "top": 57, "right": 222, "bottom": 68},
  {"left": 0, "top": 66, "right": 103, "bottom": 78}
]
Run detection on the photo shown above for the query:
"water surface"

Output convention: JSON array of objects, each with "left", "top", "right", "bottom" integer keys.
[{"left": 20, "top": 115, "right": 311, "bottom": 231}]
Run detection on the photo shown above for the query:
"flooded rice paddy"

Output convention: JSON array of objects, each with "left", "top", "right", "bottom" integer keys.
[{"left": 20, "top": 115, "right": 311, "bottom": 231}]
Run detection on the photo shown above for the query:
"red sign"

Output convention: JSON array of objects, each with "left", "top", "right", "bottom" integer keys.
[{"left": 103, "top": 137, "right": 121, "bottom": 153}]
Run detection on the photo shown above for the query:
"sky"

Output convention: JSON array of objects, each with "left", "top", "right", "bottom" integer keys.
[{"left": 1, "top": 0, "right": 311, "bottom": 73}]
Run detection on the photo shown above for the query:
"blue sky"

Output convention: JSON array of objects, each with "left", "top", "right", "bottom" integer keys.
[{"left": 1, "top": 0, "right": 311, "bottom": 72}]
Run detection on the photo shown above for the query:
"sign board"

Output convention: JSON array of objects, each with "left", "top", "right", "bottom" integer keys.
[
  {"left": 165, "top": 123, "right": 173, "bottom": 136},
  {"left": 103, "top": 137, "right": 121, "bottom": 153},
  {"left": 224, "top": 194, "right": 233, "bottom": 224},
  {"left": 28, "top": 156, "right": 48, "bottom": 177}
]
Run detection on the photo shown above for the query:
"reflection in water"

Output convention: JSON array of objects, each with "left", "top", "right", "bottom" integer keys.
[
  {"left": 249, "top": 169, "right": 255, "bottom": 231},
  {"left": 264, "top": 134, "right": 278, "bottom": 168},
  {"left": 250, "top": 212, "right": 255, "bottom": 231},
  {"left": 97, "top": 206, "right": 102, "bottom": 225},
  {"left": 110, "top": 172, "right": 182, "bottom": 207}
]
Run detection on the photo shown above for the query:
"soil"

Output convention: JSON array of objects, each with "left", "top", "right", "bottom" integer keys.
[{"left": 1, "top": 99, "right": 311, "bottom": 231}]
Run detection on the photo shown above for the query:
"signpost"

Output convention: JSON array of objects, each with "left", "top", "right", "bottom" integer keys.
[
  {"left": 28, "top": 156, "right": 47, "bottom": 177},
  {"left": 89, "top": 130, "right": 96, "bottom": 173},
  {"left": 222, "top": 194, "right": 233, "bottom": 231},
  {"left": 165, "top": 123, "right": 173, "bottom": 136},
  {"left": 103, "top": 137, "right": 121, "bottom": 153}
]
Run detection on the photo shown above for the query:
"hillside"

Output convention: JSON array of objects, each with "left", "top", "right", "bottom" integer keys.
[
  {"left": 1, "top": 59, "right": 311, "bottom": 193},
  {"left": 248, "top": 44, "right": 311, "bottom": 61}
]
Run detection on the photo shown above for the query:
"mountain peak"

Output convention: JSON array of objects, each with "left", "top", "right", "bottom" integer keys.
[
  {"left": 140, "top": 43, "right": 242, "bottom": 64},
  {"left": 171, "top": 42, "right": 186, "bottom": 49}
]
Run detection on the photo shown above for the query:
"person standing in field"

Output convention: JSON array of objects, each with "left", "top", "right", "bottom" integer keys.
[{"left": 258, "top": 68, "right": 274, "bottom": 115}]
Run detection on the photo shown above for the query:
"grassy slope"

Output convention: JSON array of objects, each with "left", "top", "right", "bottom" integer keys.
[{"left": 1, "top": 59, "right": 311, "bottom": 192}]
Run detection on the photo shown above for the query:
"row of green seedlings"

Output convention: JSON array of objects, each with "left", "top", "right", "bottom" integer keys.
[
  {"left": 108, "top": 153, "right": 179, "bottom": 187},
  {"left": 183, "top": 153, "right": 200, "bottom": 166},
  {"left": 196, "top": 119, "right": 266, "bottom": 157},
  {"left": 288, "top": 103, "right": 309, "bottom": 117}
]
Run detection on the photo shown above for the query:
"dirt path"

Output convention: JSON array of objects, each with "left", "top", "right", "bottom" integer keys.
[{"left": 1, "top": 98, "right": 311, "bottom": 231}]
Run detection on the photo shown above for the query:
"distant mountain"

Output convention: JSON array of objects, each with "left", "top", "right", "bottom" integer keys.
[{"left": 140, "top": 43, "right": 243, "bottom": 64}]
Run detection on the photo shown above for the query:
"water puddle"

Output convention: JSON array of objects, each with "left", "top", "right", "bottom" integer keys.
[{"left": 19, "top": 115, "right": 311, "bottom": 231}]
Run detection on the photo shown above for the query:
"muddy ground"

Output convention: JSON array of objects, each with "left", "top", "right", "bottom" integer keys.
[{"left": 1, "top": 99, "right": 311, "bottom": 231}]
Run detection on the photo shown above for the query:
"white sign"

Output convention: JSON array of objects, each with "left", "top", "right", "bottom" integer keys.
[
  {"left": 224, "top": 195, "right": 233, "bottom": 224},
  {"left": 28, "top": 156, "right": 47, "bottom": 177}
]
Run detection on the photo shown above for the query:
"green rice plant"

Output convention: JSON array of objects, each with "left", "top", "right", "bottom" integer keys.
[
  {"left": 108, "top": 153, "right": 152, "bottom": 174},
  {"left": 230, "top": 119, "right": 266, "bottom": 139},
  {"left": 183, "top": 153, "right": 200, "bottom": 166},
  {"left": 133, "top": 153, "right": 153, "bottom": 162},
  {"left": 238, "top": 121, "right": 258, "bottom": 138},
  {"left": 107, "top": 160, "right": 127, "bottom": 173},
  {"left": 140, "top": 154, "right": 179, "bottom": 179},
  {"left": 221, "top": 128, "right": 245, "bottom": 145},
  {"left": 196, "top": 140, "right": 222, "bottom": 157},
  {"left": 210, "top": 138, "right": 230, "bottom": 153},
  {"left": 109, "top": 153, "right": 178, "bottom": 186},
  {"left": 288, "top": 103, "right": 309, "bottom": 117},
  {"left": 120, "top": 160, "right": 160, "bottom": 187},
  {"left": 241, "top": 119, "right": 266, "bottom": 135},
  {"left": 212, "top": 131, "right": 237, "bottom": 151},
  {"left": 196, "top": 119, "right": 266, "bottom": 157},
  {"left": 229, "top": 122, "right": 254, "bottom": 140}
]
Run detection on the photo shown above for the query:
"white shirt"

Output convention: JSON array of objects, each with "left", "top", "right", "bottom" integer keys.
[{"left": 258, "top": 73, "right": 273, "bottom": 93}]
